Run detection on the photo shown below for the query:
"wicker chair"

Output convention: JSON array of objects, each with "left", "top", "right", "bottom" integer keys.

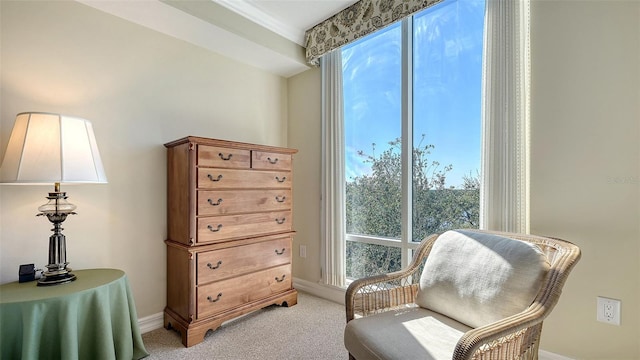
[{"left": 344, "top": 229, "right": 581, "bottom": 360}]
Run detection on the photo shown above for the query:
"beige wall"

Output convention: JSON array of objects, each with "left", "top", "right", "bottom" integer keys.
[
  {"left": 288, "top": 0, "right": 640, "bottom": 358},
  {"left": 288, "top": 67, "right": 322, "bottom": 281},
  {"left": 529, "top": 1, "right": 639, "bottom": 358},
  {"left": 0, "top": 1, "right": 289, "bottom": 318}
]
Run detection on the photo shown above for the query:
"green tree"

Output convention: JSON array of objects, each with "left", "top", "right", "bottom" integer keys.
[{"left": 346, "top": 137, "right": 479, "bottom": 279}]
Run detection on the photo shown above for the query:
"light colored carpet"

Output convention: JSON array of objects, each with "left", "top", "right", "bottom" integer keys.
[{"left": 142, "top": 292, "right": 348, "bottom": 359}]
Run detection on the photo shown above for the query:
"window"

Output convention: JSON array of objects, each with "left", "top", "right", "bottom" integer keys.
[
  {"left": 320, "top": 0, "right": 530, "bottom": 287},
  {"left": 342, "top": 0, "right": 485, "bottom": 280}
]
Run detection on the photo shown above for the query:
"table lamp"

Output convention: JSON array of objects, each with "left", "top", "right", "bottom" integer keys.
[{"left": 0, "top": 112, "right": 107, "bottom": 286}]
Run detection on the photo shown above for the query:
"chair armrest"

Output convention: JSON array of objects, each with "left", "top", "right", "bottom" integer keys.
[
  {"left": 345, "top": 234, "right": 439, "bottom": 322},
  {"left": 345, "top": 270, "right": 420, "bottom": 322},
  {"left": 452, "top": 304, "right": 547, "bottom": 360}
]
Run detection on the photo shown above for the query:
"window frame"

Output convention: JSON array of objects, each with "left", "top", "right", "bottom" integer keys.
[
  {"left": 322, "top": 0, "right": 530, "bottom": 288},
  {"left": 344, "top": 18, "right": 419, "bottom": 277}
]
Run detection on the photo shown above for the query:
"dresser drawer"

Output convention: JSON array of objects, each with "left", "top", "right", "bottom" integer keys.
[
  {"left": 197, "top": 264, "right": 291, "bottom": 319},
  {"left": 252, "top": 151, "right": 292, "bottom": 170},
  {"left": 198, "top": 190, "right": 292, "bottom": 215},
  {"left": 196, "top": 237, "right": 292, "bottom": 284},
  {"left": 196, "top": 211, "right": 292, "bottom": 244},
  {"left": 197, "top": 168, "right": 292, "bottom": 189},
  {"left": 198, "top": 145, "right": 250, "bottom": 168}
]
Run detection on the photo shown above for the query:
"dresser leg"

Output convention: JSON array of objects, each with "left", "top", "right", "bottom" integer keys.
[
  {"left": 185, "top": 320, "right": 223, "bottom": 347},
  {"left": 164, "top": 309, "right": 224, "bottom": 347},
  {"left": 164, "top": 311, "right": 188, "bottom": 346},
  {"left": 279, "top": 289, "right": 298, "bottom": 307}
]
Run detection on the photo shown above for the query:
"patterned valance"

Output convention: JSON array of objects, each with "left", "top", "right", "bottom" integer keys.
[{"left": 304, "top": 0, "right": 443, "bottom": 66}]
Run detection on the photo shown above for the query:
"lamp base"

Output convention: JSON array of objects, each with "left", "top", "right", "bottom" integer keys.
[
  {"left": 37, "top": 271, "right": 76, "bottom": 286},
  {"left": 37, "top": 184, "right": 78, "bottom": 287}
]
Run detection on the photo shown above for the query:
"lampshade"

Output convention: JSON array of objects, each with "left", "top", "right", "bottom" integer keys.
[{"left": 0, "top": 112, "right": 107, "bottom": 184}]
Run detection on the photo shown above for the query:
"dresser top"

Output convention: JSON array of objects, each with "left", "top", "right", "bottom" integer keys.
[{"left": 164, "top": 136, "right": 298, "bottom": 154}]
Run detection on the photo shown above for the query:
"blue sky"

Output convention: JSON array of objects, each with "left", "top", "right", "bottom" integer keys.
[{"left": 342, "top": 0, "right": 485, "bottom": 188}]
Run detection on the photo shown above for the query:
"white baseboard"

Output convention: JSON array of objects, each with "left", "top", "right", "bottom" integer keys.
[
  {"left": 293, "top": 277, "right": 346, "bottom": 305},
  {"left": 138, "top": 312, "right": 164, "bottom": 334},
  {"left": 539, "top": 350, "right": 574, "bottom": 360}
]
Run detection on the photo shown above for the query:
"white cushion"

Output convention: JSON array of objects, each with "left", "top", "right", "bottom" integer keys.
[
  {"left": 415, "top": 230, "right": 550, "bottom": 328},
  {"left": 344, "top": 307, "right": 472, "bottom": 360}
]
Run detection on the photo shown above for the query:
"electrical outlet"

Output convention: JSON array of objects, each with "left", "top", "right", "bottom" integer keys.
[
  {"left": 597, "top": 296, "right": 621, "bottom": 325},
  {"left": 299, "top": 245, "right": 307, "bottom": 258}
]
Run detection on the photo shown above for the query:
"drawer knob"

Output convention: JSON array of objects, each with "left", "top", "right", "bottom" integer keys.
[
  {"left": 275, "top": 176, "right": 286, "bottom": 183},
  {"left": 275, "top": 195, "right": 286, "bottom": 203},
  {"left": 207, "top": 261, "right": 222, "bottom": 270},
  {"left": 208, "top": 224, "right": 223, "bottom": 232},
  {"left": 208, "top": 198, "right": 223, "bottom": 206},
  {"left": 218, "top": 153, "right": 233, "bottom": 161},
  {"left": 275, "top": 218, "right": 286, "bottom": 225},
  {"left": 207, "top": 174, "right": 223, "bottom": 182},
  {"left": 275, "top": 248, "right": 285, "bottom": 255},
  {"left": 275, "top": 275, "right": 286, "bottom": 283},
  {"left": 207, "top": 293, "right": 223, "bottom": 303},
  {"left": 267, "top": 157, "right": 278, "bottom": 164}
]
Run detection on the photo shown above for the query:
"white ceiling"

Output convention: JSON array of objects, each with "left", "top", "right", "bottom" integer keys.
[{"left": 78, "top": 0, "right": 357, "bottom": 77}]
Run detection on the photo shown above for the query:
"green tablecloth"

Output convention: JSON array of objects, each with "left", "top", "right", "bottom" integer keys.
[{"left": 0, "top": 268, "right": 149, "bottom": 360}]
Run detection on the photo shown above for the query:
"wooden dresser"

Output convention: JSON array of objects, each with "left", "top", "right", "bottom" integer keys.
[{"left": 163, "top": 136, "right": 298, "bottom": 347}]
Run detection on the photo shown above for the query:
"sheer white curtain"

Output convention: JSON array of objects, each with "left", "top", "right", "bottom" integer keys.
[
  {"left": 480, "top": 0, "right": 531, "bottom": 233},
  {"left": 320, "top": 49, "right": 346, "bottom": 287}
]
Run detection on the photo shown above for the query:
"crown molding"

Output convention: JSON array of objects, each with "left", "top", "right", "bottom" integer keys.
[{"left": 212, "top": 0, "right": 305, "bottom": 45}]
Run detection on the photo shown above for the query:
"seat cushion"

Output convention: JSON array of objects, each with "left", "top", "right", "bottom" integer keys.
[
  {"left": 415, "top": 230, "right": 550, "bottom": 328},
  {"left": 344, "top": 307, "right": 472, "bottom": 360}
]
